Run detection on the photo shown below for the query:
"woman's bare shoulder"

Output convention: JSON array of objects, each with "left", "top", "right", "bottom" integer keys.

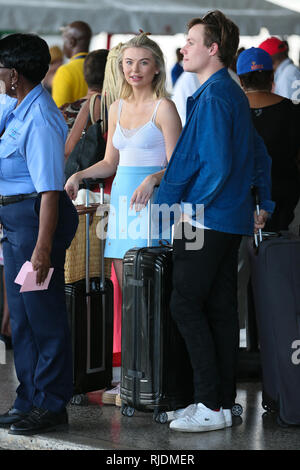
[
  {"left": 107, "top": 99, "right": 121, "bottom": 124},
  {"left": 157, "top": 97, "right": 179, "bottom": 117},
  {"left": 156, "top": 97, "right": 180, "bottom": 124},
  {"left": 158, "top": 97, "right": 177, "bottom": 110},
  {"left": 108, "top": 99, "right": 121, "bottom": 114}
]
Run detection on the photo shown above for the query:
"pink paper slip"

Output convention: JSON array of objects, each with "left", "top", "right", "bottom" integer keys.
[{"left": 15, "top": 261, "right": 54, "bottom": 292}]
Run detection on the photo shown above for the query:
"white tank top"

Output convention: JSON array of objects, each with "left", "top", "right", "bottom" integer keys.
[{"left": 112, "top": 99, "right": 167, "bottom": 167}]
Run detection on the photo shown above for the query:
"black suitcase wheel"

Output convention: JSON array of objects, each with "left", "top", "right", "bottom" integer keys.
[
  {"left": 121, "top": 405, "right": 135, "bottom": 417},
  {"left": 231, "top": 403, "right": 243, "bottom": 416},
  {"left": 262, "top": 400, "right": 277, "bottom": 413},
  {"left": 261, "top": 390, "right": 278, "bottom": 414},
  {"left": 121, "top": 403, "right": 126, "bottom": 414},
  {"left": 154, "top": 411, "right": 168, "bottom": 424},
  {"left": 262, "top": 402, "right": 273, "bottom": 413}
]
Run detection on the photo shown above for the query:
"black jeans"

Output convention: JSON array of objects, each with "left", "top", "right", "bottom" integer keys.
[{"left": 170, "top": 224, "right": 242, "bottom": 410}]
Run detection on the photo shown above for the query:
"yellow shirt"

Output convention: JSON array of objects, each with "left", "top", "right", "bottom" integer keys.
[{"left": 52, "top": 52, "right": 88, "bottom": 108}]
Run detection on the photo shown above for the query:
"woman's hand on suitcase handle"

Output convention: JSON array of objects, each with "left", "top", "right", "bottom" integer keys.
[
  {"left": 130, "top": 175, "right": 156, "bottom": 212},
  {"left": 65, "top": 173, "right": 81, "bottom": 201},
  {"left": 254, "top": 209, "right": 268, "bottom": 233}
]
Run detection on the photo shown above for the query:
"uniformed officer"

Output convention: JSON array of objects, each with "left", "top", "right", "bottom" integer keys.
[{"left": 0, "top": 33, "right": 78, "bottom": 435}]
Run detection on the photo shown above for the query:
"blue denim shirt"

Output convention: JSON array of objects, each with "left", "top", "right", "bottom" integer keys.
[
  {"left": 156, "top": 68, "right": 275, "bottom": 236},
  {"left": 0, "top": 84, "right": 67, "bottom": 196}
]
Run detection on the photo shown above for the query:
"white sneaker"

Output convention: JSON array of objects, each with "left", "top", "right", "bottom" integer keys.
[
  {"left": 169, "top": 402, "right": 226, "bottom": 433},
  {"left": 167, "top": 404, "right": 196, "bottom": 422},
  {"left": 223, "top": 409, "right": 232, "bottom": 428}
]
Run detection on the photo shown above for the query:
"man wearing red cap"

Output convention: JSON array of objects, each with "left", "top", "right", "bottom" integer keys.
[{"left": 259, "top": 36, "right": 300, "bottom": 101}]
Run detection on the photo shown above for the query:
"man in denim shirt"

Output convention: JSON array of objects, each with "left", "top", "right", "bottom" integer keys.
[{"left": 156, "top": 10, "right": 274, "bottom": 433}]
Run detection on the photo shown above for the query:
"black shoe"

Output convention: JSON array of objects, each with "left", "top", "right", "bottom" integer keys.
[
  {"left": 0, "top": 407, "right": 29, "bottom": 427},
  {"left": 8, "top": 407, "right": 69, "bottom": 436}
]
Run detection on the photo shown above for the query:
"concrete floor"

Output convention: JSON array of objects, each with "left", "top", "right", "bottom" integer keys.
[{"left": 1, "top": 351, "right": 300, "bottom": 451}]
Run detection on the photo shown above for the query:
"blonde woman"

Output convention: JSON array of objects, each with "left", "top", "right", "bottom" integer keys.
[{"left": 65, "top": 33, "right": 182, "bottom": 289}]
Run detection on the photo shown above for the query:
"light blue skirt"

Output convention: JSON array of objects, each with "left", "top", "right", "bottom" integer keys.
[{"left": 104, "top": 165, "right": 171, "bottom": 259}]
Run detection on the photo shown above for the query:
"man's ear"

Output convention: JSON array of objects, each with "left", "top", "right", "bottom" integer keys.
[
  {"left": 209, "top": 42, "right": 219, "bottom": 57},
  {"left": 69, "top": 37, "right": 77, "bottom": 49}
]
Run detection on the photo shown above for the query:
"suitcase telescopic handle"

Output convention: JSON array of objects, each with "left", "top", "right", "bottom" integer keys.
[
  {"left": 147, "top": 190, "right": 158, "bottom": 248},
  {"left": 82, "top": 178, "right": 106, "bottom": 291},
  {"left": 251, "top": 185, "right": 263, "bottom": 247},
  {"left": 147, "top": 197, "right": 153, "bottom": 248},
  {"left": 147, "top": 187, "right": 173, "bottom": 247}
]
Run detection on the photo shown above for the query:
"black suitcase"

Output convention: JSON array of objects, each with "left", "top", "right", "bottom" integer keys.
[
  {"left": 249, "top": 230, "right": 300, "bottom": 426},
  {"left": 65, "top": 179, "right": 113, "bottom": 403},
  {"left": 120, "top": 243, "right": 194, "bottom": 423}
]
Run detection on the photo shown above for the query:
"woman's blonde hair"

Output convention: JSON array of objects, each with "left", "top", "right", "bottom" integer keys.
[
  {"left": 117, "top": 32, "right": 170, "bottom": 100},
  {"left": 100, "top": 42, "right": 123, "bottom": 133}
]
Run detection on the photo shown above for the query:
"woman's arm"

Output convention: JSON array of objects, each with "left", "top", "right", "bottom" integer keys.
[
  {"left": 64, "top": 100, "right": 90, "bottom": 160},
  {"left": 31, "top": 191, "right": 60, "bottom": 284},
  {"left": 130, "top": 99, "right": 182, "bottom": 210},
  {"left": 65, "top": 101, "right": 120, "bottom": 200}
]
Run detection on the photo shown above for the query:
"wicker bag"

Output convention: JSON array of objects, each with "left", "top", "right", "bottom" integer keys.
[{"left": 64, "top": 203, "right": 111, "bottom": 284}]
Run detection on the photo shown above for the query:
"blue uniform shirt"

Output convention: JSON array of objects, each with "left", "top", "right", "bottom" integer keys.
[
  {"left": 0, "top": 84, "right": 67, "bottom": 196},
  {"left": 156, "top": 68, "right": 275, "bottom": 236}
]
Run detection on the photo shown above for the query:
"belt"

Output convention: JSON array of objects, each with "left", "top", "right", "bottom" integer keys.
[{"left": 0, "top": 192, "right": 38, "bottom": 206}]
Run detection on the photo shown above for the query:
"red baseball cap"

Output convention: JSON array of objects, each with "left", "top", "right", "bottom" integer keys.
[{"left": 259, "top": 37, "right": 288, "bottom": 56}]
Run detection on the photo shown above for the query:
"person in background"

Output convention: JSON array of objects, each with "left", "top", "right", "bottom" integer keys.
[
  {"left": 229, "top": 47, "right": 245, "bottom": 74},
  {"left": 0, "top": 33, "right": 78, "bottom": 436},
  {"left": 63, "top": 49, "right": 109, "bottom": 160},
  {"left": 52, "top": 21, "right": 92, "bottom": 108},
  {"left": 171, "top": 48, "right": 184, "bottom": 87},
  {"left": 237, "top": 47, "right": 300, "bottom": 231},
  {"left": 156, "top": 10, "right": 274, "bottom": 433},
  {"left": 259, "top": 36, "right": 300, "bottom": 101},
  {"left": 172, "top": 57, "right": 240, "bottom": 126},
  {"left": 42, "top": 45, "right": 63, "bottom": 95}
]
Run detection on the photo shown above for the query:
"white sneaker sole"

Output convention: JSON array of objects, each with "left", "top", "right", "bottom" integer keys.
[{"left": 170, "top": 422, "right": 226, "bottom": 433}]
